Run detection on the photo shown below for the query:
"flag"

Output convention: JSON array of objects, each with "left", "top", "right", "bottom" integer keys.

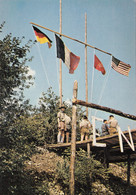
[
  {"left": 55, "top": 34, "right": 80, "bottom": 74},
  {"left": 32, "top": 26, "right": 52, "bottom": 48},
  {"left": 111, "top": 56, "right": 131, "bottom": 76},
  {"left": 94, "top": 54, "right": 106, "bottom": 75}
]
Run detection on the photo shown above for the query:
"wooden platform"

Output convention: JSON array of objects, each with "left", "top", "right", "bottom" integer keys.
[{"left": 47, "top": 129, "right": 136, "bottom": 163}]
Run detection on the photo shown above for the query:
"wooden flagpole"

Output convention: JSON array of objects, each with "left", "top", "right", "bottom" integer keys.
[
  {"left": 59, "top": 0, "right": 62, "bottom": 106},
  {"left": 30, "top": 22, "right": 112, "bottom": 56},
  {"left": 85, "top": 13, "right": 88, "bottom": 117},
  {"left": 85, "top": 13, "right": 91, "bottom": 157}
]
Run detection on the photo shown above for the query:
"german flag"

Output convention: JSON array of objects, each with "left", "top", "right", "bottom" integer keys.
[{"left": 32, "top": 26, "right": 52, "bottom": 48}]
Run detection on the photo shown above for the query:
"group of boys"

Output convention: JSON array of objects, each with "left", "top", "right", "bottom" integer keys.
[{"left": 57, "top": 104, "right": 118, "bottom": 143}]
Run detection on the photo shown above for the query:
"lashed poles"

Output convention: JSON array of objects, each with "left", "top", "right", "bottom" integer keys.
[
  {"left": 70, "top": 80, "right": 78, "bottom": 195},
  {"left": 85, "top": 13, "right": 88, "bottom": 117},
  {"left": 59, "top": 0, "right": 62, "bottom": 106},
  {"left": 30, "top": 22, "right": 112, "bottom": 56}
]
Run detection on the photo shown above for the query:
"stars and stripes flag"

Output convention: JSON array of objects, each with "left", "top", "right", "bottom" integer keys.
[{"left": 111, "top": 56, "right": 131, "bottom": 76}]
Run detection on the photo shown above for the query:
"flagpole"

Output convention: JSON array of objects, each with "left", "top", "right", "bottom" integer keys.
[
  {"left": 59, "top": 0, "right": 62, "bottom": 106},
  {"left": 85, "top": 13, "right": 88, "bottom": 117},
  {"left": 30, "top": 22, "right": 112, "bottom": 56}
]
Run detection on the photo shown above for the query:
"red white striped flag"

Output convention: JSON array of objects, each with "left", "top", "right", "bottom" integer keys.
[{"left": 111, "top": 56, "right": 131, "bottom": 76}]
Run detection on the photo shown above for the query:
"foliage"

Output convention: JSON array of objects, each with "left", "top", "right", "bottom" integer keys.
[
  {"left": 56, "top": 149, "right": 110, "bottom": 195},
  {"left": 0, "top": 23, "right": 49, "bottom": 194},
  {"left": 131, "top": 161, "right": 136, "bottom": 173}
]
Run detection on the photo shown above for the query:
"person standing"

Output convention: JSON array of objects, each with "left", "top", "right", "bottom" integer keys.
[
  {"left": 106, "top": 115, "right": 118, "bottom": 135},
  {"left": 65, "top": 115, "right": 71, "bottom": 143},
  {"left": 57, "top": 105, "right": 66, "bottom": 143},
  {"left": 79, "top": 115, "right": 91, "bottom": 141}
]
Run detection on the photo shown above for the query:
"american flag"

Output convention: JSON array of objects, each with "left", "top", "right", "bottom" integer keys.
[{"left": 111, "top": 56, "right": 131, "bottom": 76}]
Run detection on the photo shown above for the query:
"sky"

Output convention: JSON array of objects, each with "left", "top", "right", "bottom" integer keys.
[{"left": 0, "top": 0, "right": 136, "bottom": 132}]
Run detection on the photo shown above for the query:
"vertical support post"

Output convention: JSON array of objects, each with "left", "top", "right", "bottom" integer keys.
[
  {"left": 70, "top": 81, "right": 78, "bottom": 195},
  {"left": 87, "top": 142, "right": 91, "bottom": 158},
  {"left": 92, "top": 116, "right": 96, "bottom": 146},
  {"left": 85, "top": 13, "right": 88, "bottom": 117},
  {"left": 59, "top": 0, "right": 62, "bottom": 106},
  {"left": 104, "top": 147, "right": 109, "bottom": 168},
  {"left": 117, "top": 126, "right": 124, "bottom": 153},
  {"left": 127, "top": 154, "right": 131, "bottom": 185}
]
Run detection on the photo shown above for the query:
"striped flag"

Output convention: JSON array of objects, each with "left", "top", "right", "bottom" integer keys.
[
  {"left": 111, "top": 56, "right": 131, "bottom": 76},
  {"left": 32, "top": 26, "right": 52, "bottom": 48},
  {"left": 55, "top": 34, "right": 80, "bottom": 74}
]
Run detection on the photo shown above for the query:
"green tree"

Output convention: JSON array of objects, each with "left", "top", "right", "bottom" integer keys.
[
  {"left": 38, "top": 87, "right": 84, "bottom": 144},
  {"left": 0, "top": 23, "right": 38, "bottom": 194}
]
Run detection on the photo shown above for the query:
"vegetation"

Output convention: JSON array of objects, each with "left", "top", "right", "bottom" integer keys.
[{"left": 56, "top": 149, "right": 109, "bottom": 195}]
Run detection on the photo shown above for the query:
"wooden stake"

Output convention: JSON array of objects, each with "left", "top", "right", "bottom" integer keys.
[
  {"left": 70, "top": 80, "right": 78, "bottom": 195},
  {"left": 127, "top": 154, "right": 131, "bottom": 185},
  {"left": 72, "top": 99, "right": 136, "bottom": 120}
]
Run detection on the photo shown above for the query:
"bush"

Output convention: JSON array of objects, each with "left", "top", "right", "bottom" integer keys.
[{"left": 56, "top": 149, "right": 109, "bottom": 195}]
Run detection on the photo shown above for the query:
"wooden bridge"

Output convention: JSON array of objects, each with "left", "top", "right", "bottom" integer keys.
[
  {"left": 47, "top": 128, "right": 136, "bottom": 185},
  {"left": 47, "top": 129, "right": 136, "bottom": 163}
]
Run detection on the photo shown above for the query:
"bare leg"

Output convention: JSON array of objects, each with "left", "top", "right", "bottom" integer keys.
[
  {"left": 66, "top": 132, "right": 69, "bottom": 143},
  {"left": 85, "top": 134, "right": 88, "bottom": 140},
  {"left": 81, "top": 133, "right": 84, "bottom": 141},
  {"left": 57, "top": 130, "right": 61, "bottom": 143},
  {"left": 61, "top": 130, "right": 65, "bottom": 143}
]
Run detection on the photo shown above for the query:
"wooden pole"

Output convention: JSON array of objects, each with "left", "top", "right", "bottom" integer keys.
[
  {"left": 127, "top": 154, "right": 131, "bottom": 185},
  {"left": 30, "top": 22, "right": 112, "bottom": 56},
  {"left": 70, "top": 80, "right": 78, "bottom": 195},
  {"left": 59, "top": 0, "right": 62, "bottom": 106},
  {"left": 72, "top": 99, "right": 136, "bottom": 121},
  {"left": 85, "top": 13, "right": 88, "bottom": 117},
  {"left": 85, "top": 13, "right": 90, "bottom": 157}
]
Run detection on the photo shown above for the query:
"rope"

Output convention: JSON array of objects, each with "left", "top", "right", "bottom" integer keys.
[
  {"left": 32, "top": 28, "right": 51, "bottom": 87},
  {"left": 36, "top": 43, "right": 51, "bottom": 87},
  {"left": 94, "top": 55, "right": 112, "bottom": 116},
  {"left": 54, "top": 35, "right": 60, "bottom": 91},
  {"left": 89, "top": 49, "right": 95, "bottom": 120}
]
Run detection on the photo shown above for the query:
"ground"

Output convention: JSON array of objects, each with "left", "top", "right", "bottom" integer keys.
[{"left": 26, "top": 146, "right": 136, "bottom": 195}]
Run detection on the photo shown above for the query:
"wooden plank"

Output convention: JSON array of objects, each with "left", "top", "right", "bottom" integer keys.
[{"left": 47, "top": 129, "right": 136, "bottom": 149}]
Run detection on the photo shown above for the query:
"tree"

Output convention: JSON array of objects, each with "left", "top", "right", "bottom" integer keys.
[{"left": 0, "top": 23, "right": 37, "bottom": 194}]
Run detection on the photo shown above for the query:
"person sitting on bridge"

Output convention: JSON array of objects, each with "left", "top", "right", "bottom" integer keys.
[
  {"left": 57, "top": 104, "right": 66, "bottom": 143},
  {"left": 105, "top": 115, "right": 118, "bottom": 135},
  {"left": 80, "top": 115, "right": 91, "bottom": 141},
  {"left": 101, "top": 119, "right": 109, "bottom": 136}
]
